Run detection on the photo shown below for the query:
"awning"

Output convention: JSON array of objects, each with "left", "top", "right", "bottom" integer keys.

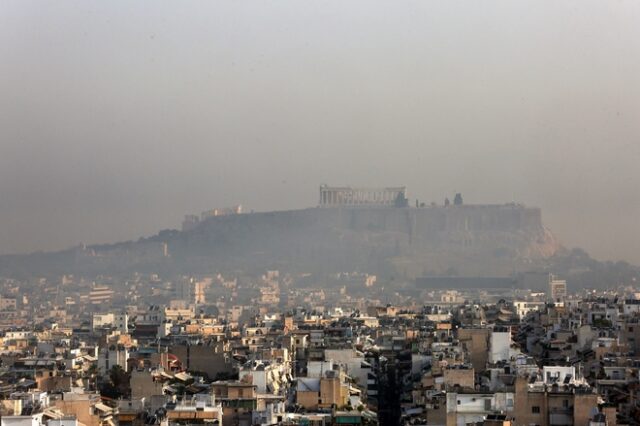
[
  {"left": 94, "top": 403, "right": 113, "bottom": 413},
  {"left": 174, "top": 372, "right": 192, "bottom": 382},
  {"left": 42, "top": 408, "right": 66, "bottom": 419}
]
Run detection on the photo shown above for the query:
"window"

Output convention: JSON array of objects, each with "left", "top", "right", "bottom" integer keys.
[
  {"left": 532, "top": 406, "right": 540, "bottom": 414},
  {"left": 562, "top": 399, "right": 569, "bottom": 408}
]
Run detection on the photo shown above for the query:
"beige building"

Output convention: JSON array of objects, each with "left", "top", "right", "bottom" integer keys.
[
  {"left": 130, "top": 369, "right": 164, "bottom": 401},
  {"left": 0, "top": 297, "right": 17, "bottom": 311},
  {"left": 54, "top": 392, "right": 114, "bottom": 426},
  {"left": 457, "top": 328, "right": 489, "bottom": 371},
  {"left": 165, "top": 394, "right": 223, "bottom": 425},
  {"left": 212, "top": 382, "right": 257, "bottom": 426},
  {"left": 514, "top": 376, "right": 598, "bottom": 426},
  {"left": 296, "top": 373, "right": 349, "bottom": 410},
  {"left": 443, "top": 367, "right": 475, "bottom": 391},
  {"left": 548, "top": 276, "right": 567, "bottom": 303}
]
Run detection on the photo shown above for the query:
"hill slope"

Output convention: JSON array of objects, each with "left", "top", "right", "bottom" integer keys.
[{"left": 0, "top": 205, "right": 561, "bottom": 280}]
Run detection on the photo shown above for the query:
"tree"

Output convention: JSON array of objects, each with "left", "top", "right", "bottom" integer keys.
[{"left": 99, "top": 365, "right": 131, "bottom": 399}]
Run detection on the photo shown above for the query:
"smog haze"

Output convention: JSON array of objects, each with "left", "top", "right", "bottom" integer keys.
[{"left": 1, "top": 1, "right": 639, "bottom": 263}]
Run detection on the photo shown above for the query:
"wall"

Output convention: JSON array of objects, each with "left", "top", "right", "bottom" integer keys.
[
  {"left": 457, "top": 328, "right": 489, "bottom": 371},
  {"left": 169, "top": 345, "right": 232, "bottom": 379},
  {"left": 443, "top": 368, "right": 475, "bottom": 390},
  {"left": 514, "top": 376, "right": 547, "bottom": 426},
  {"left": 130, "top": 369, "right": 164, "bottom": 401},
  {"left": 490, "top": 330, "right": 511, "bottom": 363}
]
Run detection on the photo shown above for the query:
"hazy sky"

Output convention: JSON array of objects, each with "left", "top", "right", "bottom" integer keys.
[{"left": 1, "top": 1, "right": 639, "bottom": 263}]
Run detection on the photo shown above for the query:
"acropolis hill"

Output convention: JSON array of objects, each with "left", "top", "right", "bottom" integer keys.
[
  {"left": 175, "top": 201, "right": 560, "bottom": 278},
  {"left": 0, "top": 187, "right": 561, "bottom": 279}
]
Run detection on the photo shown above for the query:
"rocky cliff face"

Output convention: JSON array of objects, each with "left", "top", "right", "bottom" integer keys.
[{"left": 0, "top": 205, "right": 560, "bottom": 280}]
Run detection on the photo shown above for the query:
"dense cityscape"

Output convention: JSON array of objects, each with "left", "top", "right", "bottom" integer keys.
[
  {"left": 3, "top": 2, "right": 638, "bottom": 425},
  {"left": 0, "top": 189, "right": 638, "bottom": 426}
]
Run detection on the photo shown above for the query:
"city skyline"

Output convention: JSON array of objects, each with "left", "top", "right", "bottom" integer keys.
[{"left": 1, "top": 3, "right": 640, "bottom": 425}]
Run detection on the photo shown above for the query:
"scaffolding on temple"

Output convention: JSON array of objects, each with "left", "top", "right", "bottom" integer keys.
[{"left": 318, "top": 185, "right": 407, "bottom": 207}]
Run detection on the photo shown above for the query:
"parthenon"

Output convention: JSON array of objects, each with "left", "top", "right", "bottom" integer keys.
[{"left": 319, "top": 185, "right": 407, "bottom": 207}]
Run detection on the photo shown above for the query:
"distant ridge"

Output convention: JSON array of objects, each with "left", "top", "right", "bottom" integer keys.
[{"left": 0, "top": 203, "right": 562, "bottom": 280}]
